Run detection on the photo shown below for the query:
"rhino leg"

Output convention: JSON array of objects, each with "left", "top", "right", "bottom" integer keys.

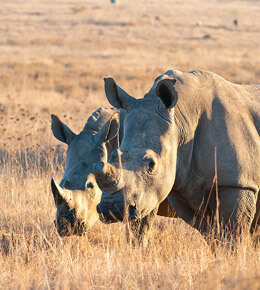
[
  {"left": 251, "top": 194, "right": 260, "bottom": 244},
  {"left": 251, "top": 190, "right": 260, "bottom": 233},
  {"left": 126, "top": 205, "right": 159, "bottom": 247},
  {"left": 167, "top": 193, "right": 212, "bottom": 236},
  {"left": 169, "top": 189, "right": 257, "bottom": 240},
  {"left": 157, "top": 198, "right": 177, "bottom": 217},
  {"left": 212, "top": 188, "right": 257, "bottom": 240}
]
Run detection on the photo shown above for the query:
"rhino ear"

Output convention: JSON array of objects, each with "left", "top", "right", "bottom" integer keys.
[
  {"left": 104, "top": 78, "right": 135, "bottom": 110},
  {"left": 93, "top": 111, "right": 120, "bottom": 146},
  {"left": 156, "top": 79, "right": 178, "bottom": 109},
  {"left": 164, "top": 70, "right": 174, "bottom": 76},
  {"left": 51, "top": 114, "right": 76, "bottom": 144}
]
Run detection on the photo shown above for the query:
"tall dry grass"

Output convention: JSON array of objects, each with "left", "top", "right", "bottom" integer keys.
[
  {"left": 1, "top": 148, "right": 260, "bottom": 288},
  {"left": 1, "top": 0, "right": 260, "bottom": 288}
]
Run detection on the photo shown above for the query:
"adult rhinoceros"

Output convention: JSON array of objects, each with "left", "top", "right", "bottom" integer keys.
[
  {"left": 94, "top": 70, "right": 260, "bottom": 239},
  {"left": 51, "top": 107, "right": 175, "bottom": 240}
]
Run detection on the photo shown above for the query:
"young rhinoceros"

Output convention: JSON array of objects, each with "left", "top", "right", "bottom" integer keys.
[
  {"left": 95, "top": 70, "right": 260, "bottom": 240},
  {"left": 51, "top": 108, "right": 123, "bottom": 236}
]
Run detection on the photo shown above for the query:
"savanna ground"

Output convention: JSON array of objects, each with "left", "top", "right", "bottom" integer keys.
[{"left": 0, "top": 0, "right": 260, "bottom": 288}]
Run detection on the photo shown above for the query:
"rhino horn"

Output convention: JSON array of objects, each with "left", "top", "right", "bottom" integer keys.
[
  {"left": 51, "top": 178, "right": 72, "bottom": 206},
  {"left": 93, "top": 161, "right": 123, "bottom": 193}
]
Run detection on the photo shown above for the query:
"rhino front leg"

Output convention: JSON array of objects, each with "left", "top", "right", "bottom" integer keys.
[
  {"left": 212, "top": 188, "right": 257, "bottom": 240},
  {"left": 168, "top": 189, "right": 257, "bottom": 240},
  {"left": 126, "top": 205, "right": 159, "bottom": 247},
  {"left": 167, "top": 193, "right": 217, "bottom": 239},
  {"left": 250, "top": 190, "right": 260, "bottom": 234}
]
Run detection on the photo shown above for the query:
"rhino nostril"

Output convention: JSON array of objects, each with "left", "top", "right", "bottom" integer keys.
[
  {"left": 129, "top": 205, "right": 138, "bottom": 220},
  {"left": 87, "top": 182, "right": 94, "bottom": 189}
]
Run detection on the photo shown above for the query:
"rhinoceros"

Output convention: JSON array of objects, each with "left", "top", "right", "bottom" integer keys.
[
  {"left": 51, "top": 107, "right": 175, "bottom": 240},
  {"left": 94, "top": 70, "right": 260, "bottom": 239},
  {"left": 50, "top": 108, "right": 122, "bottom": 236}
]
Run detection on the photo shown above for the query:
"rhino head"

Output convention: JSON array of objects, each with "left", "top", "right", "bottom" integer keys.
[
  {"left": 51, "top": 110, "right": 120, "bottom": 236},
  {"left": 51, "top": 177, "right": 100, "bottom": 236},
  {"left": 95, "top": 73, "right": 179, "bottom": 222}
]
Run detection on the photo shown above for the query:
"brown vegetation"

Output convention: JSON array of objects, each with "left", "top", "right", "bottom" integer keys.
[{"left": 1, "top": 0, "right": 260, "bottom": 288}]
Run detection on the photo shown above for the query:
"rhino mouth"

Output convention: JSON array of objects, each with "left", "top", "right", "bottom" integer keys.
[{"left": 54, "top": 218, "right": 88, "bottom": 237}]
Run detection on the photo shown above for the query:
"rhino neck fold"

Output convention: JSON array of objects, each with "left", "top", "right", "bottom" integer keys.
[{"left": 171, "top": 72, "right": 216, "bottom": 192}]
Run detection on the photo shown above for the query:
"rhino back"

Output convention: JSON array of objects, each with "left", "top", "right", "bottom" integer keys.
[{"left": 173, "top": 71, "right": 260, "bottom": 198}]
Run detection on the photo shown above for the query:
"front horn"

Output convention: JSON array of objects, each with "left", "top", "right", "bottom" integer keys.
[
  {"left": 51, "top": 178, "right": 72, "bottom": 205},
  {"left": 93, "top": 162, "right": 123, "bottom": 194}
]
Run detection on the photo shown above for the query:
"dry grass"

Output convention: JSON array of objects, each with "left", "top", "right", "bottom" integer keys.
[{"left": 1, "top": 0, "right": 260, "bottom": 288}]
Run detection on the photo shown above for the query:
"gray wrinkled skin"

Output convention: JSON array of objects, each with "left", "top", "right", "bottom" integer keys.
[
  {"left": 96, "top": 70, "right": 260, "bottom": 239},
  {"left": 51, "top": 108, "right": 122, "bottom": 236}
]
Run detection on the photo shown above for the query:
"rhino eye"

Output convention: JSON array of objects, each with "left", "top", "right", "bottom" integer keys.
[
  {"left": 86, "top": 182, "right": 94, "bottom": 189},
  {"left": 148, "top": 159, "right": 156, "bottom": 173},
  {"left": 148, "top": 159, "right": 155, "bottom": 168},
  {"left": 143, "top": 156, "right": 156, "bottom": 174}
]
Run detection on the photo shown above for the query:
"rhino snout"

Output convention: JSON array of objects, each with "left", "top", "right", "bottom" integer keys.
[
  {"left": 54, "top": 218, "right": 71, "bottom": 237},
  {"left": 54, "top": 217, "right": 88, "bottom": 237}
]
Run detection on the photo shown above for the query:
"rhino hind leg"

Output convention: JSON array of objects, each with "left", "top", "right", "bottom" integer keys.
[{"left": 126, "top": 205, "right": 159, "bottom": 247}]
